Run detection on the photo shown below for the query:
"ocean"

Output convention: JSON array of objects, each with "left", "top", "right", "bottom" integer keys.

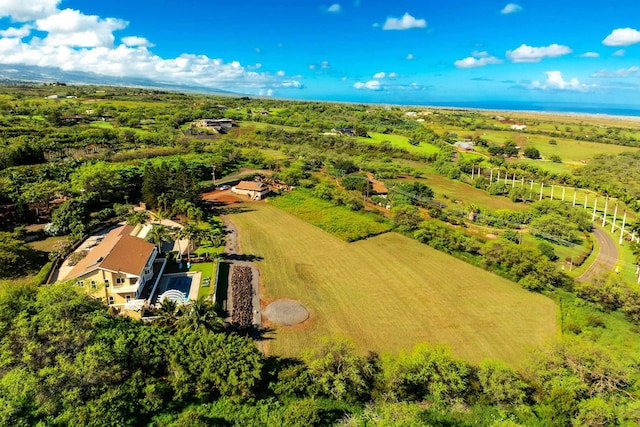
[{"left": 406, "top": 100, "right": 640, "bottom": 118}]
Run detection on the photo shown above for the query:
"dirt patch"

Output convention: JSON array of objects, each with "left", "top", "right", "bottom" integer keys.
[
  {"left": 202, "top": 190, "right": 243, "bottom": 205},
  {"left": 264, "top": 299, "right": 309, "bottom": 326}
]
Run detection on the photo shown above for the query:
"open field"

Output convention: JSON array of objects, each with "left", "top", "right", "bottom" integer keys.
[
  {"left": 419, "top": 171, "right": 530, "bottom": 211},
  {"left": 229, "top": 202, "right": 557, "bottom": 366},
  {"left": 269, "top": 188, "right": 392, "bottom": 241}
]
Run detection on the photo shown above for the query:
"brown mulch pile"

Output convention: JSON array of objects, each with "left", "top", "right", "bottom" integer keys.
[{"left": 230, "top": 265, "right": 253, "bottom": 329}]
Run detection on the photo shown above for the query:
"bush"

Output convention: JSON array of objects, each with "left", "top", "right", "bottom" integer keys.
[
  {"left": 524, "top": 147, "right": 541, "bottom": 159},
  {"left": 537, "top": 242, "right": 558, "bottom": 261},
  {"left": 550, "top": 154, "right": 562, "bottom": 163}
]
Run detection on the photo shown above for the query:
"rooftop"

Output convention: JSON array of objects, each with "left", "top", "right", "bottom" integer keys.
[{"left": 66, "top": 225, "right": 156, "bottom": 280}]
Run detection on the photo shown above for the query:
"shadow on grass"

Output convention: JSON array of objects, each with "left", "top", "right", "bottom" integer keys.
[
  {"left": 215, "top": 261, "right": 229, "bottom": 311},
  {"left": 222, "top": 253, "right": 264, "bottom": 262},
  {"left": 219, "top": 206, "right": 256, "bottom": 215}
]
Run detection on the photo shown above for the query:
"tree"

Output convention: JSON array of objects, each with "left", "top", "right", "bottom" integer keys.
[
  {"left": 169, "top": 330, "right": 262, "bottom": 400},
  {"left": 391, "top": 205, "right": 423, "bottom": 232},
  {"left": 126, "top": 210, "right": 150, "bottom": 226},
  {"left": 177, "top": 297, "right": 222, "bottom": 332},
  {"left": 146, "top": 224, "right": 171, "bottom": 254},
  {"left": 537, "top": 241, "right": 558, "bottom": 261},
  {"left": 48, "top": 199, "right": 89, "bottom": 239},
  {"left": 530, "top": 214, "right": 580, "bottom": 243},
  {"left": 301, "top": 336, "right": 379, "bottom": 403},
  {"left": 524, "top": 147, "right": 541, "bottom": 159},
  {"left": 386, "top": 343, "right": 470, "bottom": 402},
  {"left": 478, "top": 360, "right": 528, "bottom": 405}
]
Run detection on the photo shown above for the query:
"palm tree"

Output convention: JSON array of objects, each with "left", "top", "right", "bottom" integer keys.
[
  {"left": 208, "top": 229, "right": 225, "bottom": 260},
  {"left": 154, "top": 298, "right": 182, "bottom": 329},
  {"left": 126, "top": 210, "right": 150, "bottom": 226},
  {"left": 181, "top": 223, "right": 199, "bottom": 260},
  {"left": 145, "top": 224, "right": 170, "bottom": 254},
  {"left": 177, "top": 297, "right": 223, "bottom": 332}
]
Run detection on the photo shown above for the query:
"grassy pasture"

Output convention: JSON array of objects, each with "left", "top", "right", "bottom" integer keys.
[
  {"left": 418, "top": 171, "right": 529, "bottom": 211},
  {"left": 229, "top": 202, "right": 557, "bottom": 366},
  {"left": 269, "top": 189, "right": 392, "bottom": 241},
  {"left": 359, "top": 132, "right": 440, "bottom": 156}
]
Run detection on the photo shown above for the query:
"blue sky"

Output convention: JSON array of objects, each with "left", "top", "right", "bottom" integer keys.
[{"left": 1, "top": 1, "right": 640, "bottom": 110}]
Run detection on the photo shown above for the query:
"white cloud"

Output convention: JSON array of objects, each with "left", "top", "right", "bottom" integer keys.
[
  {"left": 36, "top": 8, "right": 127, "bottom": 48},
  {"left": 341, "top": 76, "right": 347, "bottom": 81},
  {"left": 327, "top": 4, "right": 341, "bottom": 13},
  {"left": 382, "top": 13, "right": 426, "bottom": 31},
  {"left": 0, "top": 25, "right": 32, "bottom": 38},
  {"left": 279, "top": 80, "right": 303, "bottom": 88},
  {"left": 578, "top": 52, "right": 599, "bottom": 58},
  {"left": 501, "top": 3, "right": 523, "bottom": 14},
  {"left": 309, "top": 64, "right": 316, "bottom": 70},
  {"left": 531, "top": 71, "right": 589, "bottom": 91},
  {"left": 276, "top": 70, "right": 285, "bottom": 76},
  {"left": 321, "top": 60, "right": 330, "bottom": 69},
  {"left": 373, "top": 71, "right": 385, "bottom": 79},
  {"left": 353, "top": 80, "right": 381, "bottom": 90},
  {"left": 121, "top": 36, "right": 154, "bottom": 47},
  {"left": 0, "top": 3, "right": 298, "bottom": 94},
  {"left": 0, "top": 0, "right": 60, "bottom": 21},
  {"left": 603, "top": 27, "right": 640, "bottom": 46},
  {"left": 388, "top": 72, "right": 398, "bottom": 79},
  {"left": 454, "top": 51, "right": 502, "bottom": 68},
  {"left": 406, "top": 53, "right": 414, "bottom": 60},
  {"left": 613, "top": 49, "right": 626, "bottom": 57},
  {"left": 507, "top": 43, "right": 572, "bottom": 62},
  {"left": 591, "top": 66, "right": 640, "bottom": 78}
]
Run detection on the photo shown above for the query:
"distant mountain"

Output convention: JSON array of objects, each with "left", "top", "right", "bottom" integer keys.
[{"left": 0, "top": 64, "right": 240, "bottom": 95}]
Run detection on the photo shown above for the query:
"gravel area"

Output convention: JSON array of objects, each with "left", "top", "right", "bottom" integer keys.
[{"left": 264, "top": 300, "right": 309, "bottom": 326}]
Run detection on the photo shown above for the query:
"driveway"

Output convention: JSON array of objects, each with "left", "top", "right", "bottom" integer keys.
[{"left": 576, "top": 226, "right": 618, "bottom": 282}]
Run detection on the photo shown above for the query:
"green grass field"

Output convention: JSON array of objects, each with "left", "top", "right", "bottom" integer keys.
[
  {"left": 229, "top": 202, "right": 557, "bottom": 366},
  {"left": 359, "top": 132, "right": 441, "bottom": 156},
  {"left": 419, "top": 171, "right": 530, "bottom": 211},
  {"left": 269, "top": 188, "right": 392, "bottom": 241}
]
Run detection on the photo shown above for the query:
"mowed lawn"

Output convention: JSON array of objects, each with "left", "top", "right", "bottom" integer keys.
[{"left": 229, "top": 203, "right": 557, "bottom": 366}]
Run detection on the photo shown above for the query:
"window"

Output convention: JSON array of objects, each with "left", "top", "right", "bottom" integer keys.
[
  {"left": 108, "top": 296, "right": 114, "bottom": 305},
  {"left": 77, "top": 280, "right": 84, "bottom": 287},
  {"left": 104, "top": 279, "right": 109, "bottom": 287},
  {"left": 90, "top": 280, "right": 97, "bottom": 289},
  {"left": 116, "top": 277, "right": 125, "bottom": 284},
  {"left": 126, "top": 295, "right": 131, "bottom": 303}
]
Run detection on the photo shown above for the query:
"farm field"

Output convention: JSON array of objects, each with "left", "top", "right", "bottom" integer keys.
[{"left": 229, "top": 202, "right": 557, "bottom": 366}]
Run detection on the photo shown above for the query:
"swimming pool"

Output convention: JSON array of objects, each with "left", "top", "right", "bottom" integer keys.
[{"left": 166, "top": 276, "right": 192, "bottom": 296}]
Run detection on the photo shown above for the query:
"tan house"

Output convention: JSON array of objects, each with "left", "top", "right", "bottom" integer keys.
[
  {"left": 66, "top": 225, "right": 158, "bottom": 306},
  {"left": 231, "top": 181, "right": 270, "bottom": 200}
]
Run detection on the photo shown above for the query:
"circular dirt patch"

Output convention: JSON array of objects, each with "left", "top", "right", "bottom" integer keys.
[{"left": 264, "top": 300, "right": 309, "bottom": 326}]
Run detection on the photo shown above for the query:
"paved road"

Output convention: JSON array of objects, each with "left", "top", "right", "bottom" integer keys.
[{"left": 576, "top": 226, "right": 618, "bottom": 282}]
